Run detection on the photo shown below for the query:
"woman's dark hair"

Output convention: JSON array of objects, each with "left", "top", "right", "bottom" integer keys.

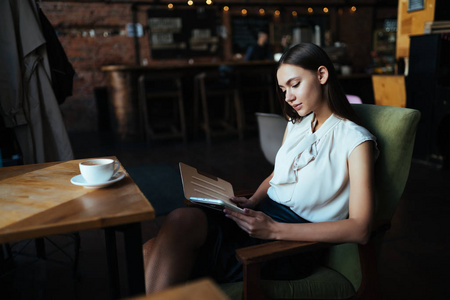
[{"left": 276, "top": 43, "right": 360, "bottom": 124}]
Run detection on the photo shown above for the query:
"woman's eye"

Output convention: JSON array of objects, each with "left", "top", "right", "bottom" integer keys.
[{"left": 292, "top": 82, "right": 300, "bottom": 88}]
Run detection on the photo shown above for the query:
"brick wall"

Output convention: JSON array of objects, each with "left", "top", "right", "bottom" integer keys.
[{"left": 41, "top": 2, "right": 146, "bottom": 132}]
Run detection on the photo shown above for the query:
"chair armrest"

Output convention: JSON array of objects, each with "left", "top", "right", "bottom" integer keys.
[
  {"left": 234, "top": 217, "right": 390, "bottom": 300},
  {"left": 236, "top": 240, "right": 334, "bottom": 300},
  {"left": 233, "top": 190, "right": 333, "bottom": 265},
  {"left": 236, "top": 219, "right": 391, "bottom": 264},
  {"left": 235, "top": 220, "right": 390, "bottom": 266},
  {"left": 236, "top": 240, "right": 328, "bottom": 265}
]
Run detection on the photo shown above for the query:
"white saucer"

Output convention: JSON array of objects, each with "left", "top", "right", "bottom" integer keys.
[{"left": 70, "top": 172, "right": 125, "bottom": 188}]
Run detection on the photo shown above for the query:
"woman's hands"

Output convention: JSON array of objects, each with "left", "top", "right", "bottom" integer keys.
[
  {"left": 224, "top": 207, "right": 279, "bottom": 240},
  {"left": 230, "top": 196, "right": 258, "bottom": 209},
  {"left": 226, "top": 172, "right": 279, "bottom": 240}
]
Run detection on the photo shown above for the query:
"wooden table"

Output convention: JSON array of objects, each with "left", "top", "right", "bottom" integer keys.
[
  {"left": 0, "top": 157, "right": 155, "bottom": 299},
  {"left": 128, "top": 279, "right": 230, "bottom": 300}
]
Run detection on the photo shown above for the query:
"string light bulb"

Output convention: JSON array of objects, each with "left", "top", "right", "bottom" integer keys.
[
  {"left": 241, "top": 8, "right": 247, "bottom": 16},
  {"left": 274, "top": 10, "right": 280, "bottom": 17},
  {"left": 323, "top": 7, "right": 329, "bottom": 13},
  {"left": 223, "top": 6, "right": 229, "bottom": 12},
  {"left": 206, "top": 0, "right": 212, "bottom": 5},
  {"left": 168, "top": 3, "right": 173, "bottom": 9},
  {"left": 259, "top": 8, "right": 265, "bottom": 16},
  {"left": 308, "top": 7, "right": 313, "bottom": 14},
  {"left": 351, "top": 6, "right": 357, "bottom": 12},
  {"left": 292, "top": 10, "right": 298, "bottom": 17},
  {"left": 187, "top": 0, "right": 193, "bottom": 6}
]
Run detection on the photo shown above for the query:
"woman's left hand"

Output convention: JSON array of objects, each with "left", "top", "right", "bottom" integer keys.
[{"left": 224, "top": 208, "right": 278, "bottom": 240}]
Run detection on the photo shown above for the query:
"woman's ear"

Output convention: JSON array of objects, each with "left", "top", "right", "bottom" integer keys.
[{"left": 317, "top": 66, "right": 329, "bottom": 85}]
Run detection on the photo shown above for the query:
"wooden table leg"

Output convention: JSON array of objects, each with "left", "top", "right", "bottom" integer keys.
[
  {"left": 105, "top": 228, "right": 121, "bottom": 299},
  {"left": 104, "top": 223, "right": 145, "bottom": 299},
  {"left": 122, "top": 223, "right": 145, "bottom": 296}
]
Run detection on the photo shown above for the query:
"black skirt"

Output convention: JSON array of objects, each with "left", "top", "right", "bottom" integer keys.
[{"left": 191, "top": 197, "right": 325, "bottom": 283}]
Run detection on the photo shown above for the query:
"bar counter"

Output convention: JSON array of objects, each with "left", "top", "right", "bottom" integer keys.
[
  {"left": 101, "top": 61, "right": 277, "bottom": 141},
  {"left": 101, "top": 61, "right": 373, "bottom": 142},
  {"left": 101, "top": 60, "right": 277, "bottom": 72}
]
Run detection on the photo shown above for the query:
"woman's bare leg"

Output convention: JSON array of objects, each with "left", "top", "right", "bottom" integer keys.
[{"left": 143, "top": 207, "right": 208, "bottom": 294}]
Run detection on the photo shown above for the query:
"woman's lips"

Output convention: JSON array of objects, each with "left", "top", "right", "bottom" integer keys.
[{"left": 292, "top": 103, "right": 302, "bottom": 110}]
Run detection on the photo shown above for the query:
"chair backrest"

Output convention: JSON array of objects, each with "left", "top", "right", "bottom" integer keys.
[
  {"left": 326, "top": 104, "right": 420, "bottom": 292},
  {"left": 139, "top": 72, "right": 183, "bottom": 93},
  {"left": 352, "top": 104, "right": 420, "bottom": 222},
  {"left": 255, "top": 113, "right": 287, "bottom": 165}
]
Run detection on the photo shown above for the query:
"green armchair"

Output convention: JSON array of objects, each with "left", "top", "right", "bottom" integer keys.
[{"left": 221, "top": 104, "right": 421, "bottom": 300}]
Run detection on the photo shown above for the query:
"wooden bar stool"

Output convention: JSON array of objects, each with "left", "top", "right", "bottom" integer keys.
[
  {"left": 138, "top": 73, "right": 187, "bottom": 143},
  {"left": 194, "top": 71, "right": 244, "bottom": 144}
]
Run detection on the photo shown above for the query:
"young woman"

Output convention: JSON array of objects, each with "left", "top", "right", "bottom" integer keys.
[{"left": 143, "top": 43, "right": 378, "bottom": 293}]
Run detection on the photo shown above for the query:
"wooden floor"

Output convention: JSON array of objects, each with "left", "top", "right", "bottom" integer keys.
[{"left": 1, "top": 131, "right": 449, "bottom": 300}]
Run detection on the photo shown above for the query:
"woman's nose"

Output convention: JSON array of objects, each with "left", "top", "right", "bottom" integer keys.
[{"left": 285, "top": 89, "right": 294, "bottom": 102}]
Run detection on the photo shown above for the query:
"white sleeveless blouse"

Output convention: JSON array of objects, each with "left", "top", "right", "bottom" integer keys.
[{"left": 267, "top": 113, "right": 378, "bottom": 222}]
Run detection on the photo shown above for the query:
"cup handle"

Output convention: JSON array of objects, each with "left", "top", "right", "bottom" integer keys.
[{"left": 113, "top": 161, "right": 120, "bottom": 176}]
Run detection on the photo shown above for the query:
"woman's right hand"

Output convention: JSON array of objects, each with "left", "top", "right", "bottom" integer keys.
[{"left": 230, "top": 196, "right": 258, "bottom": 209}]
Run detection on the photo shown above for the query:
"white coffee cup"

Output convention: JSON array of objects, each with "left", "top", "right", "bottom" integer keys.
[{"left": 79, "top": 158, "right": 120, "bottom": 184}]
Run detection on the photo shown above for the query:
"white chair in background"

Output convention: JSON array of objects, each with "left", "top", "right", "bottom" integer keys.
[{"left": 255, "top": 113, "right": 287, "bottom": 165}]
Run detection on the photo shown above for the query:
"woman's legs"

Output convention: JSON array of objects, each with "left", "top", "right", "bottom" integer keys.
[{"left": 143, "top": 207, "right": 208, "bottom": 293}]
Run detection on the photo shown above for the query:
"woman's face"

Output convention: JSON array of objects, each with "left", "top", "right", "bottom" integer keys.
[{"left": 277, "top": 63, "right": 328, "bottom": 117}]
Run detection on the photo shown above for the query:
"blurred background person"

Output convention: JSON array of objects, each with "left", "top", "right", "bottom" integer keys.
[{"left": 245, "top": 30, "right": 273, "bottom": 61}]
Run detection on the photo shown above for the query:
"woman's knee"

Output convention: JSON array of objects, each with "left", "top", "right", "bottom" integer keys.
[{"left": 161, "top": 207, "right": 207, "bottom": 240}]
